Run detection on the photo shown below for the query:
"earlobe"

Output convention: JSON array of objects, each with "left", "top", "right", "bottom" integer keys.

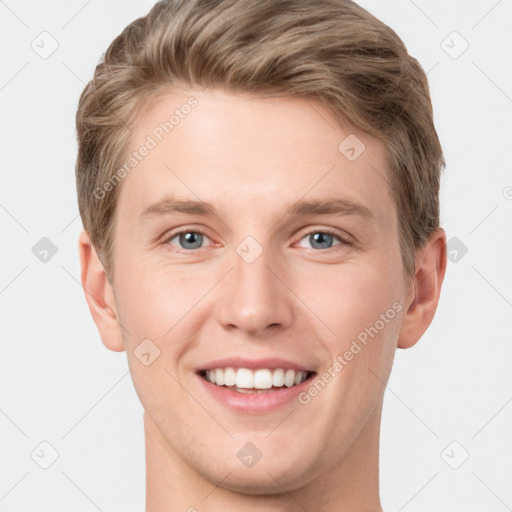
[
  {"left": 397, "top": 228, "right": 447, "bottom": 349},
  {"left": 78, "top": 230, "right": 125, "bottom": 352}
]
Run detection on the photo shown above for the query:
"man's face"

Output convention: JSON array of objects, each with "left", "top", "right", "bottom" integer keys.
[{"left": 110, "top": 88, "right": 411, "bottom": 492}]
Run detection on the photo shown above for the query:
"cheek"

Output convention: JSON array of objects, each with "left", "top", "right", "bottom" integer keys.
[
  {"left": 300, "top": 258, "right": 405, "bottom": 410},
  {"left": 299, "top": 259, "right": 404, "bottom": 343},
  {"left": 114, "top": 256, "right": 203, "bottom": 342},
  {"left": 114, "top": 266, "right": 199, "bottom": 411}
]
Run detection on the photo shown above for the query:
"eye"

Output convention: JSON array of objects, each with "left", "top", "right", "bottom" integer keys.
[
  {"left": 167, "top": 230, "right": 210, "bottom": 250},
  {"left": 296, "top": 229, "right": 348, "bottom": 250},
  {"left": 163, "top": 228, "right": 349, "bottom": 252}
]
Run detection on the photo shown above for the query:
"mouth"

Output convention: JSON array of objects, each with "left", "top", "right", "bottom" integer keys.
[
  {"left": 195, "top": 357, "right": 318, "bottom": 412},
  {"left": 197, "top": 367, "right": 316, "bottom": 394}
]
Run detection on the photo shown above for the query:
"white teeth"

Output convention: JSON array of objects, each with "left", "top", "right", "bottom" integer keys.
[
  {"left": 235, "top": 368, "right": 254, "bottom": 388},
  {"left": 253, "top": 369, "right": 273, "bottom": 389},
  {"left": 272, "top": 368, "right": 285, "bottom": 387},
  {"left": 203, "top": 367, "right": 309, "bottom": 389},
  {"left": 224, "top": 367, "right": 236, "bottom": 386},
  {"left": 285, "top": 369, "right": 295, "bottom": 387},
  {"left": 294, "top": 371, "right": 305, "bottom": 385}
]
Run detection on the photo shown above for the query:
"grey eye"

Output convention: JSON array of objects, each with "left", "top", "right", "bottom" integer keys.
[
  {"left": 309, "top": 232, "right": 334, "bottom": 249},
  {"left": 170, "top": 231, "right": 205, "bottom": 250},
  {"left": 297, "top": 231, "right": 341, "bottom": 250}
]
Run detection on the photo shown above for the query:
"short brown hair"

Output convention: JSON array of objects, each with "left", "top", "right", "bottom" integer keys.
[{"left": 75, "top": 0, "right": 445, "bottom": 280}]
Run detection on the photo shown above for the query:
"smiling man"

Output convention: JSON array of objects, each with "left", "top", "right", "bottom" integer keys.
[{"left": 75, "top": 0, "right": 447, "bottom": 510}]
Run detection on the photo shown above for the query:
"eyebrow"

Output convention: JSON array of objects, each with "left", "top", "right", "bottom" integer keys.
[{"left": 139, "top": 196, "right": 375, "bottom": 221}]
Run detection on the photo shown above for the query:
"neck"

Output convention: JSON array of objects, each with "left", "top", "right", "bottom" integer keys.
[{"left": 145, "top": 406, "right": 383, "bottom": 512}]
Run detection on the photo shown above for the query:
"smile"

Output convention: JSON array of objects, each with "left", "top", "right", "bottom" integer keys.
[{"left": 199, "top": 367, "right": 313, "bottom": 393}]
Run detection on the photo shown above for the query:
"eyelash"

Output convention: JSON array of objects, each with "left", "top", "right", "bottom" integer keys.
[{"left": 163, "top": 227, "right": 351, "bottom": 251}]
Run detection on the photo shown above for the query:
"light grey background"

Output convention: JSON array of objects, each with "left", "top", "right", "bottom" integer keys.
[{"left": 1, "top": 0, "right": 511, "bottom": 510}]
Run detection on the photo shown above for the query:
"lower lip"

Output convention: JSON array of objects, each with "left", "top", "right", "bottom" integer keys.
[{"left": 196, "top": 373, "right": 313, "bottom": 413}]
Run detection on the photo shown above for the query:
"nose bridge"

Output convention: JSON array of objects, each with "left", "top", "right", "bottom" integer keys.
[{"left": 215, "top": 236, "right": 293, "bottom": 335}]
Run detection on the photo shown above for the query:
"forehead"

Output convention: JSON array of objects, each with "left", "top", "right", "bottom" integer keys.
[{"left": 118, "top": 88, "right": 394, "bottom": 226}]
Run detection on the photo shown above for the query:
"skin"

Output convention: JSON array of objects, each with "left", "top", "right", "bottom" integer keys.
[{"left": 79, "top": 88, "right": 446, "bottom": 511}]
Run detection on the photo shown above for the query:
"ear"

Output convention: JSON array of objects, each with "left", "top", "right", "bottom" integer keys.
[
  {"left": 78, "top": 230, "right": 125, "bottom": 352},
  {"left": 397, "top": 228, "right": 447, "bottom": 349}
]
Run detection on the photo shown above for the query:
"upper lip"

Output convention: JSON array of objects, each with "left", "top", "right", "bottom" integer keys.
[{"left": 196, "top": 357, "right": 315, "bottom": 373}]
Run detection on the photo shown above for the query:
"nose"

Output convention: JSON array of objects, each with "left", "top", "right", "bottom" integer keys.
[{"left": 215, "top": 243, "right": 294, "bottom": 336}]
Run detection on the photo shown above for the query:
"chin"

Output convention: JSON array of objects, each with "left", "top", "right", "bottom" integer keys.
[
  {"left": 192, "top": 446, "right": 317, "bottom": 496},
  {"left": 210, "top": 465, "right": 309, "bottom": 496}
]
